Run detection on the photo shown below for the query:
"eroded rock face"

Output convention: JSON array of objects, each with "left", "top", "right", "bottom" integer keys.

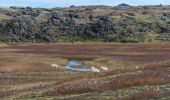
[
  {"left": 0, "top": 22, "right": 5, "bottom": 31},
  {"left": 12, "top": 15, "right": 35, "bottom": 34},
  {"left": 0, "top": 6, "right": 170, "bottom": 42},
  {"left": 3, "top": 15, "right": 40, "bottom": 42}
]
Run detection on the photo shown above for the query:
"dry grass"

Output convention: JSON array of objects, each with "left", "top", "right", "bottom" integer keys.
[
  {"left": 0, "top": 14, "right": 12, "bottom": 21},
  {"left": 0, "top": 43, "right": 169, "bottom": 99},
  {"left": 4, "top": 43, "right": 170, "bottom": 63},
  {"left": 46, "top": 65, "right": 170, "bottom": 96},
  {"left": 124, "top": 89, "right": 161, "bottom": 100},
  {"left": 124, "top": 90, "right": 170, "bottom": 100},
  {"left": 0, "top": 54, "right": 67, "bottom": 72}
]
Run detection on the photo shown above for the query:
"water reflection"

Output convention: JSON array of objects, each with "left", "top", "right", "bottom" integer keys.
[{"left": 65, "top": 60, "right": 100, "bottom": 73}]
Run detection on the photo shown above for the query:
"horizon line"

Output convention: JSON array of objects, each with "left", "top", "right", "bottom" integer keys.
[{"left": 0, "top": 4, "right": 169, "bottom": 9}]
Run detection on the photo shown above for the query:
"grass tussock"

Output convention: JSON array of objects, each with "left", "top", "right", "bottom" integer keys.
[
  {"left": 46, "top": 66, "right": 170, "bottom": 96},
  {"left": 0, "top": 43, "right": 169, "bottom": 99}
]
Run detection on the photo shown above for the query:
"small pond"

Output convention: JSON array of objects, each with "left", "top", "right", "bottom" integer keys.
[{"left": 65, "top": 60, "right": 100, "bottom": 73}]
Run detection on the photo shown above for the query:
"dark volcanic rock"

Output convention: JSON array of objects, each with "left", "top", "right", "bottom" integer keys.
[
  {"left": 118, "top": 3, "right": 131, "bottom": 7},
  {"left": 3, "top": 15, "right": 41, "bottom": 42},
  {"left": 12, "top": 15, "right": 36, "bottom": 34},
  {"left": 0, "top": 5, "right": 170, "bottom": 42},
  {"left": 0, "top": 22, "right": 5, "bottom": 31}
]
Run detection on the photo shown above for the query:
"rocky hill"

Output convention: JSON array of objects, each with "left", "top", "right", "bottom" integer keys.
[{"left": 0, "top": 5, "right": 170, "bottom": 43}]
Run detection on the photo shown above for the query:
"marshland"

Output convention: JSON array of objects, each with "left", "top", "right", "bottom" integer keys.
[{"left": 0, "top": 43, "right": 170, "bottom": 99}]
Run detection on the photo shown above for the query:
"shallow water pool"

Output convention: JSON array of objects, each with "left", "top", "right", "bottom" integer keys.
[{"left": 65, "top": 60, "right": 100, "bottom": 72}]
